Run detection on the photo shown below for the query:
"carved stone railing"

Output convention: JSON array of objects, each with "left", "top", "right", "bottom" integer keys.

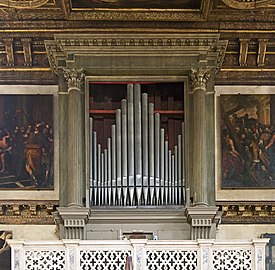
[{"left": 8, "top": 238, "right": 268, "bottom": 270}]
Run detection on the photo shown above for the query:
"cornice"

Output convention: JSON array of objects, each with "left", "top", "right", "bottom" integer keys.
[{"left": 45, "top": 33, "right": 228, "bottom": 75}]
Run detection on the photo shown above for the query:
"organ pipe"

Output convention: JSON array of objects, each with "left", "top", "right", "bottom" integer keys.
[{"left": 90, "top": 83, "right": 186, "bottom": 207}]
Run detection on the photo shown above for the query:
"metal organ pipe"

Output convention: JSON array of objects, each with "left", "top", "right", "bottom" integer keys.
[
  {"left": 116, "top": 109, "right": 122, "bottom": 204},
  {"left": 90, "top": 83, "right": 186, "bottom": 207},
  {"left": 127, "top": 84, "right": 134, "bottom": 205},
  {"left": 134, "top": 84, "right": 142, "bottom": 205},
  {"left": 121, "top": 99, "right": 128, "bottom": 205},
  {"left": 142, "top": 93, "right": 149, "bottom": 205}
]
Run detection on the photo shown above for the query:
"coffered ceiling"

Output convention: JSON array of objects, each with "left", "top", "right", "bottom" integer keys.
[{"left": 0, "top": 0, "right": 274, "bottom": 84}]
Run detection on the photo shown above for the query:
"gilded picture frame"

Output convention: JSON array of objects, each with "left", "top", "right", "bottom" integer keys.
[
  {"left": 0, "top": 85, "right": 59, "bottom": 201},
  {"left": 215, "top": 86, "right": 275, "bottom": 201}
]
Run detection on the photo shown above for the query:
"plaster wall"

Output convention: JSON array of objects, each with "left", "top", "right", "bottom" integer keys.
[
  {"left": 1, "top": 225, "right": 58, "bottom": 240},
  {"left": 217, "top": 224, "right": 275, "bottom": 240}
]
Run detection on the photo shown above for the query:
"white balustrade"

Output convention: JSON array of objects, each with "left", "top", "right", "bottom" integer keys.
[{"left": 8, "top": 238, "right": 269, "bottom": 270}]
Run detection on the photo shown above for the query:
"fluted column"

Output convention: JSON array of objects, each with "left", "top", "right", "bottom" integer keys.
[
  {"left": 190, "top": 68, "right": 210, "bottom": 206},
  {"left": 186, "top": 68, "right": 220, "bottom": 240},
  {"left": 63, "top": 68, "right": 85, "bottom": 207}
]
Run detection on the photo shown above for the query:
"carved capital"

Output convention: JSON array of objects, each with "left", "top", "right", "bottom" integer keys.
[
  {"left": 63, "top": 68, "right": 85, "bottom": 92},
  {"left": 190, "top": 68, "right": 210, "bottom": 93}
]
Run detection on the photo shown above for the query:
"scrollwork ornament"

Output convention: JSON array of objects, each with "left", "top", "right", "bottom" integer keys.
[
  {"left": 190, "top": 68, "right": 210, "bottom": 92},
  {"left": 63, "top": 68, "right": 85, "bottom": 92}
]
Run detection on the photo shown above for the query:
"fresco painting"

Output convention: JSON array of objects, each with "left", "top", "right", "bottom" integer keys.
[
  {"left": 0, "top": 95, "right": 54, "bottom": 189},
  {"left": 221, "top": 94, "right": 275, "bottom": 188}
]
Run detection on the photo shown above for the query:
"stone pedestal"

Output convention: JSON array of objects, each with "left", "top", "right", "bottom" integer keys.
[{"left": 54, "top": 207, "right": 90, "bottom": 239}]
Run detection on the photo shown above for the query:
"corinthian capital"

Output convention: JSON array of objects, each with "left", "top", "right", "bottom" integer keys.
[
  {"left": 63, "top": 68, "right": 85, "bottom": 91},
  {"left": 190, "top": 68, "right": 210, "bottom": 93}
]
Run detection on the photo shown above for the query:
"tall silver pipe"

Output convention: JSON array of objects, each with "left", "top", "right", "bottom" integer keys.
[
  {"left": 168, "top": 149, "right": 172, "bottom": 204},
  {"left": 154, "top": 113, "right": 160, "bottom": 204},
  {"left": 101, "top": 152, "right": 105, "bottom": 205},
  {"left": 177, "top": 135, "right": 182, "bottom": 205},
  {"left": 182, "top": 122, "right": 186, "bottom": 205},
  {"left": 127, "top": 84, "right": 134, "bottom": 205},
  {"left": 171, "top": 154, "right": 175, "bottom": 205},
  {"left": 164, "top": 140, "right": 168, "bottom": 204},
  {"left": 142, "top": 93, "right": 149, "bottom": 205},
  {"left": 104, "top": 149, "right": 108, "bottom": 205},
  {"left": 148, "top": 103, "right": 155, "bottom": 204},
  {"left": 111, "top": 125, "right": 117, "bottom": 206},
  {"left": 116, "top": 109, "right": 122, "bottom": 204},
  {"left": 97, "top": 144, "right": 101, "bottom": 205},
  {"left": 89, "top": 117, "right": 93, "bottom": 205},
  {"left": 107, "top": 138, "right": 112, "bottom": 206},
  {"left": 121, "top": 99, "right": 128, "bottom": 205},
  {"left": 93, "top": 131, "right": 97, "bottom": 205},
  {"left": 174, "top": 146, "right": 179, "bottom": 204},
  {"left": 160, "top": 128, "right": 165, "bottom": 205},
  {"left": 134, "top": 84, "right": 142, "bottom": 204}
]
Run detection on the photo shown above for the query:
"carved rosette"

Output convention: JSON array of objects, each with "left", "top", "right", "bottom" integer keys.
[
  {"left": 190, "top": 68, "right": 210, "bottom": 93},
  {"left": 63, "top": 68, "right": 85, "bottom": 92}
]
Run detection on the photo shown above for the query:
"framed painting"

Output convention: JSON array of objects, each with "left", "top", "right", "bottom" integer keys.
[
  {"left": 0, "top": 230, "right": 12, "bottom": 270},
  {"left": 216, "top": 86, "right": 275, "bottom": 201},
  {"left": 0, "top": 85, "right": 58, "bottom": 201}
]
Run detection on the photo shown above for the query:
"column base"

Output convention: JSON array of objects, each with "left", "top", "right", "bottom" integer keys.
[
  {"left": 186, "top": 205, "right": 222, "bottom": 240},
  {"left": 53, "top": 207, "right": 91, "bottom": 240}
]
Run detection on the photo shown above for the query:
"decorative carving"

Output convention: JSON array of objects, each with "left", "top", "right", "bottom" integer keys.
[
  {"left": 219, "top": 203, "right": 275, "bottom": 223},
  {"left": 146, "top": 250, "right": 197, "bottom": 270},
  {"left": 80, "top": 250, "right": 131, "bottom": 270},
  {"left": 221, "top": 0, "right": 274, "bottom": 9},
  {"left": 190, "top": 68, "right": 211, "bottom": 92},
  {"left": 257, "top": 39, "right": 268, "bottom": 66},
  {"left": 212, "top": 249, "right": 251, "bottom": 269},
  {"left": 63, "top": 68, "right": 84, "bottom": 91},
  {"left": 68, "top": 10, "right": 203, "bottom": 22},
  {"left": 21, "top": 38, "right": 32, "bottom": 66},
  {"left": 239, "top": 39, "right": 250, "bottom": 66},
  {"left": 0, "top": 202, "right": 57, "bottom": 224},
  {"left": 3, "top": 38, "right": 14, "bottom": 66},
  {"left": 0, "top": 0, "right": 50, "bottom": 9},
  {"left": 25, "top": 250, "right": 66, "bottom": 270}
]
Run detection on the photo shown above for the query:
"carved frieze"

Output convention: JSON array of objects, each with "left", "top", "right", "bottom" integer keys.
[
  {"left": 0, "top": 202, "right": 58, "bottom": 224},
  {"left": 218, "top": 203, "right": 275, "bottom": 223}
]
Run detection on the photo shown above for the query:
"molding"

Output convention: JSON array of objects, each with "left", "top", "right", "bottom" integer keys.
[
  {"left": 45, "top": 33, "right": 228, "bottom": 76},
  {"left": 68, "top": 10, "right": 204, "bottom": 22},
  {"left": 88, "top": 207, "right": 187, "bottom": 224}
]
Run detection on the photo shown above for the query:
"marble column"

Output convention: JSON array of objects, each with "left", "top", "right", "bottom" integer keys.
[{"left": 63, "top": 68, "right": 85, "bottom": 207}]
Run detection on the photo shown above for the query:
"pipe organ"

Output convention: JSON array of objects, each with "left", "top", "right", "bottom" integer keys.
[{"left": 90, "top": 83, "right": 186, "bottom": 206}]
